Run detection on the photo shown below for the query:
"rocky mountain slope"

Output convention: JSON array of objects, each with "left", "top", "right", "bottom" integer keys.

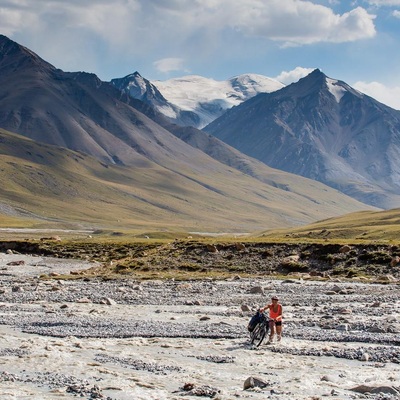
[
  {"left": 204, "top": 69, "right": 400, "bottom": 209},
  {"left": 112, "top": 72, "right": 284, "bottom": 128}
]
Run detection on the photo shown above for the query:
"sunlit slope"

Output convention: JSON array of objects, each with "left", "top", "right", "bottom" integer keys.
[
  {"left": 0, "top": 128, "right": 373, "bottom": 232},
  {"left": 259, "top": 208, "right": 400, "bottom": 242}
]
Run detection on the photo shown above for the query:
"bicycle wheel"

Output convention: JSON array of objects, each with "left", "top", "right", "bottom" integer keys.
[{"left": 250, "top": 323, "right": 266, "bottom": 347}]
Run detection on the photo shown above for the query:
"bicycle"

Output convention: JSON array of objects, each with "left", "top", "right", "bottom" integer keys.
[{"left": 249, "top": 311, "right": 270, "bottom": 347}]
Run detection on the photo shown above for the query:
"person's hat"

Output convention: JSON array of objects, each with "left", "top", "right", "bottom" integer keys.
[{"left": 271, "top": 295, "right": 278, "bottom": 300}]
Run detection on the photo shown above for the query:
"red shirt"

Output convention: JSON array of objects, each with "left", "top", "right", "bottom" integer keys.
[{"left": 267, "top": 303, "right": 282, "bottom": 320}]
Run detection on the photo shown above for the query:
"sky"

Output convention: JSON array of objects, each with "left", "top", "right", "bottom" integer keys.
[{"left": 1, "top": 0, "right": 400, "bottom": 110}]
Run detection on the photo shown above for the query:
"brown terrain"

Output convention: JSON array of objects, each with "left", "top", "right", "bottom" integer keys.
[{"left": 1, "top": 240, "right": 399, "bottom": 282}]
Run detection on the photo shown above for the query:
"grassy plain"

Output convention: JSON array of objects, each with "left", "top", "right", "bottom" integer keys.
[{"left": 1, "top": 208, "right": 399, "bottom": 284}]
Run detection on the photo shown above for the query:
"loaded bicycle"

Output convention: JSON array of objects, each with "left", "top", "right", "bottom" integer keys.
[{"left": 247, "top": 310, "right": 270, "bottom": 347}]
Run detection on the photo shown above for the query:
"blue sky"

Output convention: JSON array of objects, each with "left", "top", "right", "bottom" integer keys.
[{"left": 1, "top": 0, "right": 400, "bottom": 109}]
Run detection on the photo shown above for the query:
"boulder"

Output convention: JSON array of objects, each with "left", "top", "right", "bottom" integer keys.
[
  {"left": 235, "top": 243, "right": 246, "bottom": 251},
  {"left": 243, "top": 376, "right": 269, "bottom": 390},
  {"left": 339, "top": 245, "right": 351, "bottom": 253},
  {"left": 206, "top": 244, "right": 218, "bottom": 253},
  {"left": 350, "top": 385, "right": 400, "bottom": 395},
  {"left": 249, "top": 286, "right": 264, "bottom": 295},
  {"left": 390, "top": 256, "right": 399, "bottom": 267}
]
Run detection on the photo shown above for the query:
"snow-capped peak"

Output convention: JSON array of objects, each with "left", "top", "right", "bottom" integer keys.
[
  {"left": 326, "top": 77, "right": 347, "bottom": 103},
  {"left": 151, "top": 74, "right": 284, "bottom": 128}
]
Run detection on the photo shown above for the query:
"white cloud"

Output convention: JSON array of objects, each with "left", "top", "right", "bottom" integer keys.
[
  {"left": 0, "top": 0, "right": 378, "bottom": 79},
  {"left": 232, "top": 3, "right": 376, "bottom": 46},
  {"left": 275, "top": 67, "right": 316, "bottom": 85},
  {"left": 0, "top": 4, "right": 36, "bottom": 36},
  {"left": 366, "top": 1, "right": 400, "bottom": 5},
  {"left": 353, "top": 81, "right": 400, "bottom": 110},
  {"left": 0, "top": 1, "right": 377, "bottom": 49},
  {"left": 153, "top": 58, "right": 188, "bottom": 74},
  {"left": 393, "top": 10, "right": 400, "bottom": 17}
]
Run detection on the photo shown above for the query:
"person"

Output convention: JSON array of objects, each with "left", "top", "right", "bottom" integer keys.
[{"left": 260, "top": 295, "right": 282, "bottom": 344}]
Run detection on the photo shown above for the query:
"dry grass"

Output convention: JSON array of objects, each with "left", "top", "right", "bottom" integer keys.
[
  {"left": 257, "top": 208, "right": 400, "bottom": 244},
  {"left": 0, "top": 128, "right": 372, "bottom": 233}
]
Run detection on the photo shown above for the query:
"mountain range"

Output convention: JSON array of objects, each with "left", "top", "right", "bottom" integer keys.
[
  {"left": 0, "top": 35, "right": 375, "bottom": 231},
  {"left": 111, "top": 72, "right": 284, "bottom": 129},
  {"left": 114, "top": 63, "right": 400, "bottom": 210},
  {"left": 204, "top": 69, "right": 400, "bottom": 209}
]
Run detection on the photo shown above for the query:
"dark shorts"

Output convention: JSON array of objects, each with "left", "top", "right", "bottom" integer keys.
[{"left": 270, "top": 320, "right": 282, "bottom": 326}]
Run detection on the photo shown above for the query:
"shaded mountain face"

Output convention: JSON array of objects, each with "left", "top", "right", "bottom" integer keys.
[
  {"left": 0, "top": 35, "right": 219, "bottom": 171},
  {"left": 204, "top": 69, "right": 400, "bottom": 209},
  {"left": 112, "top": 72, "right": 284, "bottom": 129}
]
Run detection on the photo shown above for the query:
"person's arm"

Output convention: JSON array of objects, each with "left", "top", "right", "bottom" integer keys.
[
  {"left": 260, "top": 304, "right": 270, "bottom": 313},
  {"left": 275, "top": 305, "right": 283, "bottom": 321}
]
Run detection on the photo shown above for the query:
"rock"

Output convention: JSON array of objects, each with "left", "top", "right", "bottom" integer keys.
[
  {"left": 387, "top": 323, "right": 400, "bottom": 334},
  {"left": 390, "top": 256, "right": 400, "bottom": 267},
  {"left": 241, "top": 304, "right": 251, "bottom": 312},
  {"left": 206, "top": 244, "right": 218, "bottom": 253},
  {"left": 339, "top": 245, "right": 351, "bottom": 253},
  {"left": 378, "top": 274, "right": 397, "bottom": 282},
  {"left": 101, "top": 297, "right": 117, "bottom": 306},
  {"left": 182, "top": 382, "right": 195, "bottom": 391},
  {"left": 199, "top": 316, "right": 210, "bottom": 321},
  {"left": 350, "top": 385, "right": 400, "bottom": 395},
  {"left": 249, "top": 286, "right": 264, "bottom": 295},
  {"left": 6, "top": 260, "right": 25, "bottom": 266},
  {"left": 243, "top": 376, "right": 269, "bottom": 390},
  {"left": 284, "top": 255, "right": 300, "bottom": 262},
  {"left": 182, "top": 384, "right": 220, "bottom": 397},
  {"left": 176, "top": 283, "right": 192, "bottom": 291},
  {"left": 331, "top": 284, "right": 342, "bottom": 293},
  {"left": 235, "top": 243, "right": 246, "bottom": 251},
  {"left": 76, "top": 297, "right": 92, "bottom": 303},
  {"left": 335, "top": 324, "right": 349, "bottom": 331},
  {"left": 40, "top": 236, "right": 61, "bottom": 242}
]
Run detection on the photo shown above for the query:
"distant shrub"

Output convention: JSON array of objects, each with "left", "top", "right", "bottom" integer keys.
[{"left": 358, "top": 251, "right": 392, "bottom": 264}]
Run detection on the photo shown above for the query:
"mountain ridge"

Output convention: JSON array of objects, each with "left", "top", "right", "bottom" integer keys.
[
  {"left": 204, "top": 69, "right": 400, "bottom": 209},
  {"left": 112, "top": 72, "right": 284, "bottom": 129},
  {"left": 0, "top": 35, "right": 374, "bottom": 231}
]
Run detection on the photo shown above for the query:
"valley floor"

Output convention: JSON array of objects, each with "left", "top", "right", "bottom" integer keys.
[{"left": 0, "top": 253, "right": 399, "bottom": 399}]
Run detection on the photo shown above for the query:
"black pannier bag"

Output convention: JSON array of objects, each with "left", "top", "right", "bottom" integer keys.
[{"left": 247, "top": 311, "right": 263, "bottom": 332}]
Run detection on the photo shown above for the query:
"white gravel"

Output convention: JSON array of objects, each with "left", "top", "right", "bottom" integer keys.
[{"left": 0, "top": 252, "right": 399, "bottom": 399}]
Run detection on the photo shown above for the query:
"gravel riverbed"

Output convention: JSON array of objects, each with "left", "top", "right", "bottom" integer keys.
[{"left": 0, "top": 252, "right": 399, "bottom": 399}]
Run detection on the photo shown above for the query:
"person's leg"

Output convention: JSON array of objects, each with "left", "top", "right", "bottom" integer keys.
[
  {"left": 268, "top": 320, "right": 276, "bottom": 342},
  {"left": 276, "top": 322, "right": 282, "bottom": 341}
]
